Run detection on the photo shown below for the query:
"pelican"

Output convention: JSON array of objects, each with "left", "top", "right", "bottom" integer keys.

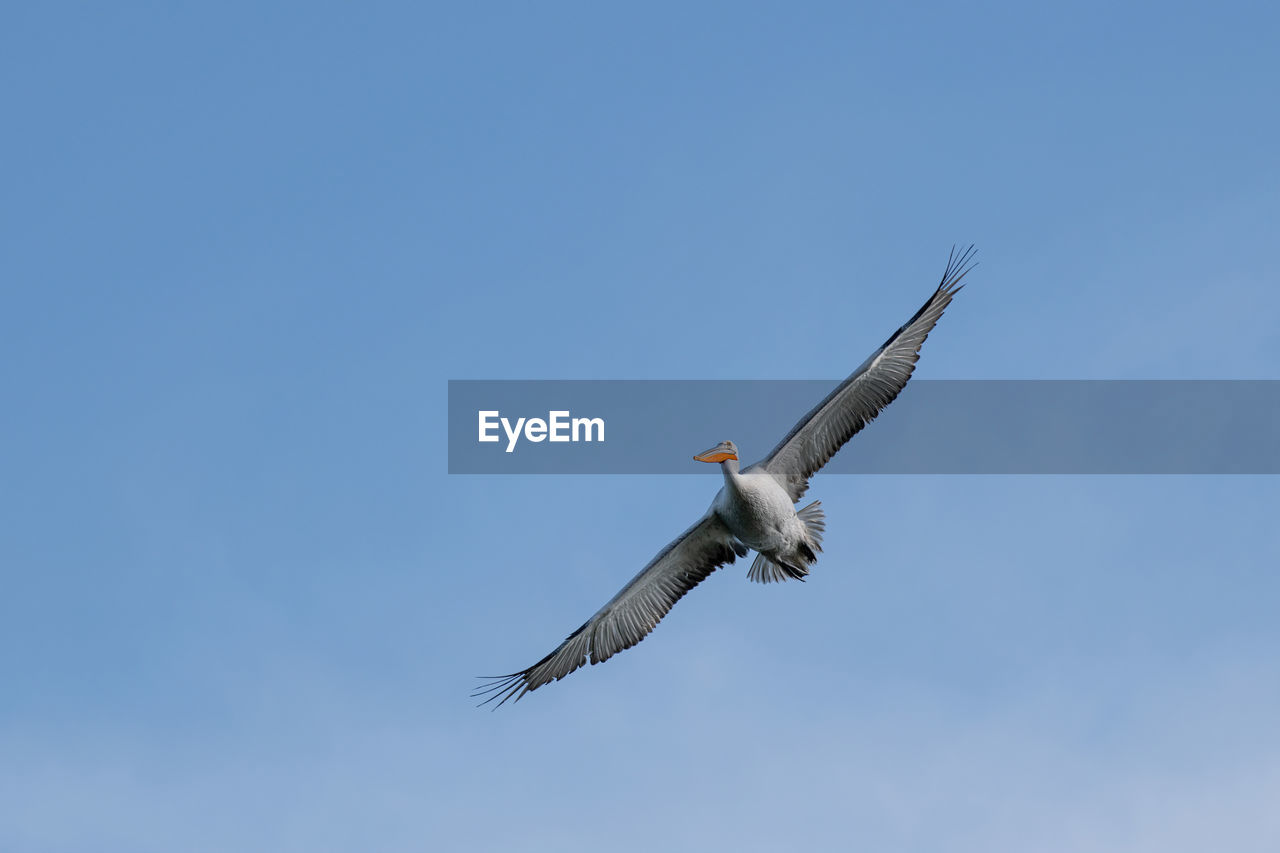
[{"left": 476, "top": 246, "right": 976, "bottom": 706}]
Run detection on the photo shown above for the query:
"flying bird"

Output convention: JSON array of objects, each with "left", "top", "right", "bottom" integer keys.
[{"left": 475, "top": 246, "right": 976, "bottom": 706}]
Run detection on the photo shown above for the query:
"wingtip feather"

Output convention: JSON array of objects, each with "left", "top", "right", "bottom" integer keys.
[
  {"left": 940, "top": 244, "right": 977, "bottom": 293},
  {"left": 472, "top": 672, "right": 530, "bottom": 709}
]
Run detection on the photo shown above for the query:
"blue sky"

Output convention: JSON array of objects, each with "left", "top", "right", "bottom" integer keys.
[{"left": 3, "top": 3, "right": 1279, "bottom": 851}]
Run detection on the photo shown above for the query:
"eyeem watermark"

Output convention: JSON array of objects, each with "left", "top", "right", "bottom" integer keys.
[
  {"left": 477, "top": 410, "right": 606, "bottom": 453},
  {"left": 450, "top": 380, "right": 1280, "bottom": 474}
]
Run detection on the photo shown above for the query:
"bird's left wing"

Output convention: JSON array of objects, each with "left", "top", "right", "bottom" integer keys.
[
  {"left": 475, "top": 511, "right": 743, "bottom": 707},
  {"left": 756, "top": 246, "right": 975, "bottom": 501}
]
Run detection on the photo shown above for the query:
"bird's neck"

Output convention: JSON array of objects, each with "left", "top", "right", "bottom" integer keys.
[{"left": 720, "top": 458, "right": 742, "bottom": 490}]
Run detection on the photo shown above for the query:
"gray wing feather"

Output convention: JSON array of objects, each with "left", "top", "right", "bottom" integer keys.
[
  {"left": 758, "top": 246, "right": 975, "bottom": 501},
  {"left": 474, "top": 512, "right": 740, "bottom": 707}
]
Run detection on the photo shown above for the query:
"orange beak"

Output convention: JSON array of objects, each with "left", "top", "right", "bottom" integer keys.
[{"left": 693, "top": 442, "right": 738, "bottom": 463}]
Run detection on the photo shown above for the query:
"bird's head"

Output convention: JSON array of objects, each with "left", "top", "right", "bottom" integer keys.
[{"left": 693, "top": 440, "right": 739, "bottom": 464}]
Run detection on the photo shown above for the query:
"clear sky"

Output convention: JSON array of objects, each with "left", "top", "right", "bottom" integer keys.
[{"left": 3, "top": 3, "right": 1279, "bottom": 851}]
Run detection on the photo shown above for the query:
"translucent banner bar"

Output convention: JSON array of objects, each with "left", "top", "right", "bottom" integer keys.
[{"left": 447, "top": 380, "right": 1280, "bottom": 474}]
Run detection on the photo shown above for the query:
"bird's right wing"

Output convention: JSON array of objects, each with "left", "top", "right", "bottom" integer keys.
[{"left": 475, "top": 511, "right": 742, "bottom": 707}]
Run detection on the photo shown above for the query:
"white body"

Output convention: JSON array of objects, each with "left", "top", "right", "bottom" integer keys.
[{"left": 713, "top": 463, "right": 811, "bottom": 559}]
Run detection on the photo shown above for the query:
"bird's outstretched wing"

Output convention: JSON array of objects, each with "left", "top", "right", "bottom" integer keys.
[
  {"left": 475, "top": 512, "right": 743, "bottom": 707},
  {"left": 757, "top": 246, "right": 975, "bottom": 501}
]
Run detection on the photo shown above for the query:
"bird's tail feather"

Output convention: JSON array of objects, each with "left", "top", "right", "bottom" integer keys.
[
  {"left": 798, "top": 500, "right": 825, "bottom": 549},
  {"left": 748, "top": 553, "right": 808, "bottom": 583},
  {"left": 747, "top": 502, "right": 825, "bottom": 584}
]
